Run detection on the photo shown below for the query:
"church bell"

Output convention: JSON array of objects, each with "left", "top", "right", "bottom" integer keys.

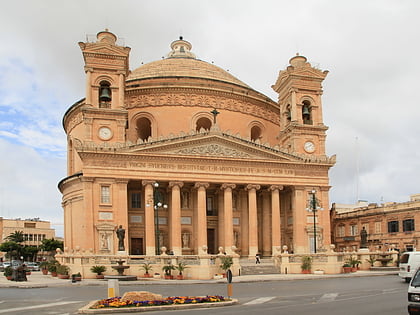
[
  {"left": 302, "top": 106, "right": 310, "bottom": 116},
  {"left": 99, "top": 87, "right": 111, "bottom": 102}
]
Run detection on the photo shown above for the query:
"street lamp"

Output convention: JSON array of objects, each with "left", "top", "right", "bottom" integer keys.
[
  {"left": 153, "top": 182, "right": 168, "bottom": 255},
  {"left": 307, "top": 189, "right": 324, "bottom": 253}
]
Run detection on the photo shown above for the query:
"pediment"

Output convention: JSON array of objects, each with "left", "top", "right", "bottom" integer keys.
[
  {"left": 290, "top": 67, "right": 328, "bottom": 79},
  {"left": 80, "top": 42, "right": 130, "bottom": 57},
  {"left": 123, "top": 133, "right": 302, "bottom": 162}
]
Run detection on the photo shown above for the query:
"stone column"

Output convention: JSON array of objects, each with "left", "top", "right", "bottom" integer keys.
[
  {"left": 169, "top": 181, "right": 183, "bottom": 255},
  {"left": 262, "top": 191, "right": 271, "bottom": 256},
  {"left": 115, "top": 179, "right": 129, "bottom": 253},
  {"left": 239, "top": 190, "right": 249, "bottom": 256},
  {"left": 246, "top": 184, "right": 260, "bottom": 258},
  {"left": 85, "top": 68, "right": 92, "bottom": 105},
  {"left": 118, "top": 72, "right": 125, "bottom": 108},
  {"left": 221, "top": 184, "right": 236, "bottom": 255},
  {"left": 142, "top": 180, "right": 155, "bottom": 256},
  {"left": 194, "top": 182, "right": 209, "bottom": 255},
  {"left": 292, "top": 186, "right": 307, "bottom": 253},
  {"left": 269, "top": 185, "right": 283, "bottom": 256}
]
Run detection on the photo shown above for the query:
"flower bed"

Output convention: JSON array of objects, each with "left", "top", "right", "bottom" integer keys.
[{"left": 91, "top": 295, "right": 227, "bottom": 309}]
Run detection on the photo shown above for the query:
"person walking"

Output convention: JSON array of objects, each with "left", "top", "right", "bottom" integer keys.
[{"left": 255, "top": 253, "right": 261, "bottom": 264}]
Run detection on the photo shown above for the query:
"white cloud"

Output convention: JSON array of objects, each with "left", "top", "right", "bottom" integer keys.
[{"left": 0, "top": 0, "right": 420, "bottom": 237}]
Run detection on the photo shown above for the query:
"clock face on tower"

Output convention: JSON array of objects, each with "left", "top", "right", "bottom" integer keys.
[
  {"left": 98, "top": 127, "right": 113, "bottom": 140},
  {"left": 304, "top": 141, "right": 315, "bottom": 153}
]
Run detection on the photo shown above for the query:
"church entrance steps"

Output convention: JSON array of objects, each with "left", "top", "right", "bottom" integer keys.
[{"left": 239, "top": 258, "right": 280, "bottom": 275}]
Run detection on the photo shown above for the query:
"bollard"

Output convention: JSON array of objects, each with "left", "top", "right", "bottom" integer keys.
[
  {"left": 108, "top": 279, "right": 120, "bottom": 298},
  {"left": 226, "top": 269, "right": 233, "bottom": 298}
]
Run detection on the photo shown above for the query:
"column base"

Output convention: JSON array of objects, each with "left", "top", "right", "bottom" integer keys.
[{"left": 117, "top": 251, "right": 127, "bottom": 255}]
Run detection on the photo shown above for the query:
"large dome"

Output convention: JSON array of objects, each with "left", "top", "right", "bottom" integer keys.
[{"left": 127, "top": 37, "right": 250, "bottom": 89}]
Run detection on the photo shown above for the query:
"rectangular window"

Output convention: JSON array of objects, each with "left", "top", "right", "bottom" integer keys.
[
  {"left": 403, "top": 219, "right": 415, "bottom": 232},
  {"left": 101, "top": 186, "right": 111, "bottom": 204},
  {"left": 131, "top": 193, "right": 141, "bottom": 209},
  {"left": 350, "top": 225, "right": 358, "bottom": 236},
  {"left": 337, "top": 225, "right": 345, "bottom": 237},
  {"left": 24, "top": 222, "right": 36, "bottom": 228},
  {"left": 388, "top": 220, "right": 399, "bottom": 233}
]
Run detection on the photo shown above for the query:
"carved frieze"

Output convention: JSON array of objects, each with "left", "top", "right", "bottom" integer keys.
[
  {"left": 175, "top": 144, "right": 251, "bottom": 158},
  {"left": 126, "top": 92, "right": 279, "bottom": 124}
]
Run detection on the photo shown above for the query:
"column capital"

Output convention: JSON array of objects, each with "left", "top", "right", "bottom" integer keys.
[
  {"left": 268, "top": 185, "right": 283, "bottom": 192},
  {"left": 115, "top": 178, "right": 129, "bottom": 185},
  {"left": 142, "top": 180, "right": 155, "bottom": 187},
  {"left": 169, "top": 181, "right": 184, "bottom": 189},
  {"left": 245, "top": 184, "right": 261, "bottom": 191},
  {"left": 194, "top": 182, "right": 209, "bottom": 189},
  {"left": 220, "top": 183, "right": 236, "bottom": 191}
]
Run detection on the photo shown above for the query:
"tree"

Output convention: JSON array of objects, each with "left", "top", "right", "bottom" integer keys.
[
  {"left": 5, "top": 231, "right": 24, "bottom": 243},
  {"left": 39, "top": 238, "right": 64, "bottom": 253}
]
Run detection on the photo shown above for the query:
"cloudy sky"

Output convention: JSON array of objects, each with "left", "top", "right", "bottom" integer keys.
[{"left": 1, "top": 0, "right": 419, "bottom": 236}]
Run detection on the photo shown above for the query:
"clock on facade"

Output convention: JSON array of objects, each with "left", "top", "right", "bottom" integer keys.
[
  {"left": 98, "top": 127, "right": 113, "bottom": 140},
  {"left": 304, "top": 141, "right": 315, "bottom": 153}
]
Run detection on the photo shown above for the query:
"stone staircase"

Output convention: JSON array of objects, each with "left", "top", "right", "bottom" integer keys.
[{"left": 239, "top": 257, "right": 280, "bottom": 275}]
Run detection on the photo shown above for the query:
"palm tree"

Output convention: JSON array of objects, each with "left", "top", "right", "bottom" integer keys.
[{"left": 5, "top": 231, "right": 24, "bottom": 243}]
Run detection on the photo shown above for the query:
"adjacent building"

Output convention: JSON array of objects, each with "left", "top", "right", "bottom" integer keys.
[
  {"left": 0, "top": 217, "right": 55, "bottom": 261},
  {"left": 331, "top": 194, "right": 420, "bottom": 252},
  {"left": 58, "top": 30, "right": 335, "bottom": 262}
]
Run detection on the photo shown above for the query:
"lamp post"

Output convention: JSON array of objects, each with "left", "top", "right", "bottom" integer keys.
[
  {"left": 307, "top": 189, "right": 323, "bottom": 253},
  {"left": 153, "top": 182, "right": 168, "bottom": 255}
]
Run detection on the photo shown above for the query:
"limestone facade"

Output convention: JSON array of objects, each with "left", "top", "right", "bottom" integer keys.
[
  {"left": 331, "top": 194, "right": 420, "bottom": 252},
  {"left": 58, "top": 30, "right": 335, "bottom": 267}
]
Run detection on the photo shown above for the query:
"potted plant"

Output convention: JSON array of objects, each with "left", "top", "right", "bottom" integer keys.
[
  {"left": 346, "top": 256, "right": 361, "bottom": 272},
  {"left": 90, "top": 265, "right": 106, "bottom": 279},
  {"left": 366, "top": 255, "right": 377, "bottom": 267},
  {"left": 47, "top": 261, "right": 59, "bottom": 277},
  {"left": 342, "top": 263, "right": 352, "bottom": 273},
  {"left": 39, "top": 261, "right": 49, "bottom": 275},
  {"left": 3, "top": 266, "right": 13, "bottom": 280},
  {"left": 175, "top": 262, "right": 188, "bottom": 280},
  {"left": 162, "top": 263, "right": 175, "bottom": 279},
  {"left": 301, "top": 255, "right": 312, "bottom": 274},
  {"left": 219, "top": 256, "right": 233, "bottom": 277},
  {"left": 141, "top": 263, "right": 153, "bottom": 278},
  {"left": 57, "top": 264, "right": 70, "bottom": 279},
  {"left": 72, "top": 272, "right": 82, "bottom": 281}
]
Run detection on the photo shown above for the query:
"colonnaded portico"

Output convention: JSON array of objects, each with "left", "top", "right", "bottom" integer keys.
[{"left": 58, "top": 30, "right": 335, "bottom": 278}]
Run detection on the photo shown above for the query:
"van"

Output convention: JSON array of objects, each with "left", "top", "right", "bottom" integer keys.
[
  {"left": 400, "top": 252, "right": 420, "bottom": 283},
  {"left": 407, "top": 268, "right": 420, "bottom": 314}
]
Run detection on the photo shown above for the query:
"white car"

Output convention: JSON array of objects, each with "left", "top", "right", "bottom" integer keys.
[
  {"left": 26, "top": 262, "right": 40, "bottom": 271},
  {"left": 408, "top": 268, "right": 420, "bottom": 314}
]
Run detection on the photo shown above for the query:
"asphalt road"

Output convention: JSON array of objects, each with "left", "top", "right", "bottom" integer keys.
[{"left": 0, "top": 275, "right": 409, "bottom": 315}]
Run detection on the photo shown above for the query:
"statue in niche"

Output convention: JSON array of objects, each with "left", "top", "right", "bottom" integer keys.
[
  {"left": 100, "top": 233, "right": 109, "bottom": 250},
  {"left": 116, "top": 225, "right": 125, "bottom": 251},
  {"left": 181, "top": 191, "right": 190, "bottom": 209},
  {"left": 182, "top": 232, "right": 190, "bottom": 248},
  {"left": 234, "top": 230, "right": 239, "bottom": 247}
]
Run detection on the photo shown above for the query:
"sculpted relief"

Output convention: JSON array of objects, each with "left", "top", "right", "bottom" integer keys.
[{"left": 127, "top": 93, "right": 279, "bottom": 124}]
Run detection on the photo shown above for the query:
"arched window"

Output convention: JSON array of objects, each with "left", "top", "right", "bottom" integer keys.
[
  {"left": 250, "top": 126, "right": 262, "bottom": 141},
  {"left": 137, "top": 117, "right": 151, "bottom": 141},
  {"left": 302, "top": 100, "right": 312, "bottom": 125},
  {"left": 99, "top": 81, "right": 111, "bottom": 108},
  {"left": 196, "top": 117, "right": 212, "bottom": 131}
]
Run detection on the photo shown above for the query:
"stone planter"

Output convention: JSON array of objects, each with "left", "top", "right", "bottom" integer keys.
[
  {"left": 176, "top": 275, "right": 184, "bottom": 280},
  {"left": 143, "top": 273, "right": 152, "bottom": 278},
  {"left": 95, "top": 275, "right": 104, "bottom": 279},
  {"left": 343, "top": 267, "right": 352, "bottom": 273},
  {"left": 58, "top": 274, "right": 70, "bottom": 279},
  {"left": 42, "top": 269, "right": 48, "bottom": 275}
]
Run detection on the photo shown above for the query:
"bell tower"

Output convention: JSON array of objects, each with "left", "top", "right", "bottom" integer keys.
[
  {"left": 79, "top": 30, "right": 131, "bottom": 109},
  {"left": 272, "top": 54, "right": 329, "bottom": 156}
]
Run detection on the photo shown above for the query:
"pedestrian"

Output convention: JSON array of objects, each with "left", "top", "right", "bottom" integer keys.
[{"left": 255, "top": 253, "right": 261, "bottom": 264}]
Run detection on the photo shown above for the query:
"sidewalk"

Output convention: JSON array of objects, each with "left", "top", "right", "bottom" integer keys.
[{"left": 0, "top": 269, "right": 399, "bottom": 289}]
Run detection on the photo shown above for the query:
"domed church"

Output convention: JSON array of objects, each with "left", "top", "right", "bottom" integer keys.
[{"left": 58, "top": 30, "right": 335, "bottom": 278}]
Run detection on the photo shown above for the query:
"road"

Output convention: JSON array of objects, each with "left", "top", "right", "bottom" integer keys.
[{"left": 0, "top": 275, "right": 408, "bottom": 314}]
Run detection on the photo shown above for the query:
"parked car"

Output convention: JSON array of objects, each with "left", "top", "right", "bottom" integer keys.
[
  {"left": 408, "top": 268, "right": 420, "bottom": 314},
  {"left": 26, "top": 262, "right": 40, "bottom": 271},
  {"left": 400, "top": 252, "right": 420, "bottom": 283},
  {"left": 0, "top": 261, "right": 11, "bottom": 271}
]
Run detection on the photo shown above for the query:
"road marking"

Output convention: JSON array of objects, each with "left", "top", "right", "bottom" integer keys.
[
  {"left": 244, "top": 297, "right": 276, "bottom": 305},
  {"left": 318, "top": 293, "right": 338, "bottom": 303},
  {"left": 0, "top": 301, "right": 81, "bottom": 314}
]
